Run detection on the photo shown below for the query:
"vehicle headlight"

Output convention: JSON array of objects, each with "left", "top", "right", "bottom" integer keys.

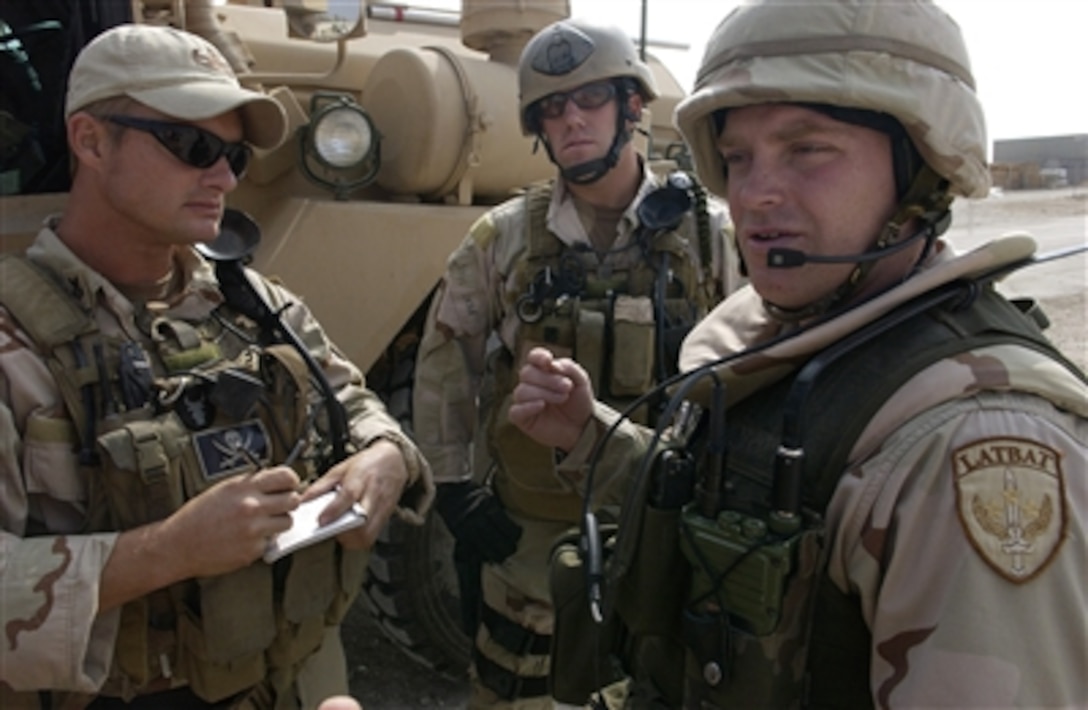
[
  {"left": 300, "top": 92, "right": 382, "bottom": 199},
  {"left": 312, "top": 105, "right": 374, "bottom": 168}
]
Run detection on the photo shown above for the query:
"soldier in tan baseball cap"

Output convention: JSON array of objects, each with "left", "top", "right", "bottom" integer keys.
[
  {"left": 0, "top": 21, "right": 433, "bottom": 710},
  {"left": 66, "top": 23, "right": 285, "bottom": 149}
]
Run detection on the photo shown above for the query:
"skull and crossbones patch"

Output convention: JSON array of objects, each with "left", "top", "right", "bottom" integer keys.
[{"left": 194, "top": 420, "right": 270, "bottom": 481}]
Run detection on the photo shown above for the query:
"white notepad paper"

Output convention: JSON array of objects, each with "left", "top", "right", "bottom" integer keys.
[{"left": 264, "top": 489, "right": 367, "bottom": 563}]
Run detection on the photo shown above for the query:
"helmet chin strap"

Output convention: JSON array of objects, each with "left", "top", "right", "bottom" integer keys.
[
  {"left": 540, "top": 93, "right": 636, "bottom": 185},
  {"left": 762, "top": 165, "right": 954, "bottom": 323}
]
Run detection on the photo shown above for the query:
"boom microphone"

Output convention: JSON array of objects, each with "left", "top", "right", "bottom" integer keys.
[{"left": 767, "top": 227, "right": 929, "bottom": 268}]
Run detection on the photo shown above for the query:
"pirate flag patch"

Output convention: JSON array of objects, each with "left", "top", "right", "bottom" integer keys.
[
  {"left": 952, "top": 437, "right": 1066, "bottom": 583},
  {"left": 193, "top": 420, "right": 270, "bottom": 481}
]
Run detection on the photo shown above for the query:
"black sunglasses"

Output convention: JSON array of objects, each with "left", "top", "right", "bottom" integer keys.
[
  {"left": 535, "top": 81, "right": 617, "bottom": 121},
  {"left": 107, "top": 115, "right": 251, "bottom": 178}
]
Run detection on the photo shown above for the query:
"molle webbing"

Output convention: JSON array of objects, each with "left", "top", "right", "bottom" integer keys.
[
  {"left": 720, "top": 286, "right": 1073, "bottom": 708},
  {"left": 691, "top": 176, "right": 715, "bottom": 300},
  {"left": 0, "top": 254, "right": 96, "bottom": 347},
  {"left": 725, "top": 286, "right": 1075, "bottom": 516},
  {"left": 0, "top": 254, "right": 105, "bottom": 461},
  {"left": 521, "top": 180, "right": 715, "bottom": 310},
  {"left": 1, "top": 253, "right": 362, "bottom": 703},
  {"left": 490, "top": 182, "right": 715, "bottom": 521}
]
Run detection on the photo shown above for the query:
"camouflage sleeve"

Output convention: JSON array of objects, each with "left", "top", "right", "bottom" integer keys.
[
  {"left": 413, "top": 216, "right": 500, "bottom": 483},
  {"left": 0, "top": 308, "right": 122, "bottom": 692},
  {"left": 827, "top": 387, "right": 1087, "bottom": 707},
  {"left": 250, "top": 272, "right": 434, "bottom": 518},
  {"left": 557, "top": 400, "right": 658, "bottom": 509}
]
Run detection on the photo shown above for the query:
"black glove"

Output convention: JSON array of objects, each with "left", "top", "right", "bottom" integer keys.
[{"left": 434, "top": 480, "right": 522, "bottom": 564}]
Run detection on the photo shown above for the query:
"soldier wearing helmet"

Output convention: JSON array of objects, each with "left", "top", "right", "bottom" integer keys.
[
  {"left": 517, "top": 19, "right": 658, "bottom": 185},
  {"left": 413, "top": 16, "right": 741, "bottom": 708},
  {"left": 509, "top": 1, "right": 1087, "bottom": 707}
]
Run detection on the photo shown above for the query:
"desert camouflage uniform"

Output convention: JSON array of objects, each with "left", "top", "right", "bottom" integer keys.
[
  {"left": 0, "top": 223, "right": 433, "bottom": 708},
  {"left": 414, "top": 163, "right": 739, "bottom": 707},
  {"left": 560, "top": 242, "right": 1088, "bottom": 707}
]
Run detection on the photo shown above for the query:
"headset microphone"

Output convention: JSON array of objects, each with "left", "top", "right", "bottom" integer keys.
[{"left": 767, "top": 226, "right": 931, "bottom": 268}]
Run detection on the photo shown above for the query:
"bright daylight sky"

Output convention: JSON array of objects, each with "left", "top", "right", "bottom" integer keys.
[{"left": 423, "top": 0, "right": 1087, "bottom": 149}]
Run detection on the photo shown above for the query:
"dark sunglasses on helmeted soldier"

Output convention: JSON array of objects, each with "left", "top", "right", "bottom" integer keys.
[{"left": 106, "top": 115, "right": 251, "bottom": 178}]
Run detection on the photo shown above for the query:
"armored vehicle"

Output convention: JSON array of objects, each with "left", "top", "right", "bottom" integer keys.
[{"left": 0, "top": 0, "right": 692, "bottom": 675}]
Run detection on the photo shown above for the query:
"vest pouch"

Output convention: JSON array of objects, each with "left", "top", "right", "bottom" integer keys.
[
  {"left": 283, "top": 542, "right": 336, "bottom": 623},
  {"left": 609, "top": 295, "right": 655, "bottom": 397},
  {"left": 681, "top": 522, "right": 824, "bottom": 708},
  {"left": 327, "top": 546, "right": 368, "bottom": 624},
  {"left": 197, "top": 563, "right": 277, "bottom": 662},
  {"left": 549, "top": 527, "right": 626, "bottom": 704},
  {"left": 488, "top": 343, "right": 583, "bottom": 522},
  {"left": 93, "top": 416, "right": 190, "bottom": 529},
  {"left": 175, "top": 569, "right": 272, "bottom": 702},
  {"left": 575, "top": 306, "right": 606, "bottom": 394},
  {"left": 614, "top": 505, "right": 689, "bottom": 637}
]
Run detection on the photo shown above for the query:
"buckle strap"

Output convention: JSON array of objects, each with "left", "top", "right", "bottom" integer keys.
[
  {"left": 128, "top": 423, "right": 174, "bottom": 523},
  {"left": 481, "top": 602, "right": 552, "bottom": 656},
  {"left": 86, "top": 686, "right": 239, "bottom": 709},
  {"left": 473, "top": 646, "right": 549, "bottom": 701}
]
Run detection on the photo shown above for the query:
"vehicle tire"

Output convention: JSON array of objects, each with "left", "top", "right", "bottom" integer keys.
[
  {"left": 363, "top": 513, "right": 470, "bottom": 677},
  {"left": 357, "top": 296, "right": 471, "bottom": 678}
]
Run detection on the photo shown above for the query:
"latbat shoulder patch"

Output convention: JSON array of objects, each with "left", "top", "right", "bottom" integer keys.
[{"left": 952, "top": 437, "right": 1066, "bottom": 583}]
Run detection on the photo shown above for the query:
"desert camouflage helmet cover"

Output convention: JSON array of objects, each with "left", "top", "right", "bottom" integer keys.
[
  {"left": 675, "top": 0, "right": 990, "bottom": 200},
  {"left": 518, "top": 18, "right": 659, "bottom": 135}
]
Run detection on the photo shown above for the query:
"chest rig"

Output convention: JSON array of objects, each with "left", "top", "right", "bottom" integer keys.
[
  {"left": 486, "top": 179, "right": 715, "bottom": 523},
  {"left": 0, "top": 253, "right": 365, "bottom": 704},
  {"left": 647, "top": 285, "right": 1080, "bottom": 708}
]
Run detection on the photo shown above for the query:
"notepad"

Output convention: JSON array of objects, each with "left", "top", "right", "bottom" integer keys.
[{"left": 263, "top": 490, "right": 367, "bottom": 563}]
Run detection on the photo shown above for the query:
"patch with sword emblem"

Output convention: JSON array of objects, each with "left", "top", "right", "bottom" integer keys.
[{"left": 952, "top": 437, "right": 1066, "bottom": 583}]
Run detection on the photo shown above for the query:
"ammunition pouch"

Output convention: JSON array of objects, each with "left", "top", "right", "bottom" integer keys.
[
  {"left": 89, "top": 343, "right": 364, "bottom": 702},
  {"left": 1, "top": 254, "right": 363, "bottom": 703},
  {"left": 489, "top": 291, "right": 700, "bottom": 522},
  {"left": 549, "top": 524, "right": 626, "bottom": 705},
  {"left": 549, "top": 446, "right": 694, "bottom": 706},
  {"left": 614, "top": 506, "right": 688, "bottom": 639}
]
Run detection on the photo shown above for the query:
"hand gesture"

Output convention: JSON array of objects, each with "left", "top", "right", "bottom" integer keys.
[{"left": 508, "top": 346, "right": 595, "bottom": 452}]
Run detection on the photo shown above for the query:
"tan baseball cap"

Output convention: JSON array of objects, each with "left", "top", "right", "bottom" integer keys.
[{"left": 65, "top": 24, "right": 286, "bottom": 149}]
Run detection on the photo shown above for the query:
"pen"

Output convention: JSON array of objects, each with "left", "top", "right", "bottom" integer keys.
[{"left": 239, "top": 436, "right": 307, "bottom": 472}]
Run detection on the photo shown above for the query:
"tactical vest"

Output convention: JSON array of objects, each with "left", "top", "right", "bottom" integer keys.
[
  {"left": 551, "top": 282, "right": 1086, "bottom": 708},
  {"left": 488, "top": 180, "right": 716, "bottom": 522},
  {"left": 0, "top": 254, "right": 366, "bottom": 704},
  {"left": 681, "top": 285, "right": 1085, "bottom": 708}
]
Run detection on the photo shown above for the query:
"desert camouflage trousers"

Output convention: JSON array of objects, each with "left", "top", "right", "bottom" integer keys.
[{"left": 468, "top": 513, "right": 570, "bottom": 709}]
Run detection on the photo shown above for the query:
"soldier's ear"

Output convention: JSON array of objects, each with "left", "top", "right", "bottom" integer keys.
[{"left": 67, "top": 113, "right": 109, "bottom": 165}]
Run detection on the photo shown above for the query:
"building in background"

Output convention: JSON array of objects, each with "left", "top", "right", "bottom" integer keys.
[{"left": 991, "top": 134, "right": 1088, "bottom": 190}]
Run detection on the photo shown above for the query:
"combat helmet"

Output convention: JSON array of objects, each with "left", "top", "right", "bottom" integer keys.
[
  {"left": 518, "top": 18, "right": 659, "bottom": 184},
  {"left": 675, "top": 0, "right": 989, "bottom": 317},
  {"left": 676, "top": 0, "right": 988, "bottom": 200}
]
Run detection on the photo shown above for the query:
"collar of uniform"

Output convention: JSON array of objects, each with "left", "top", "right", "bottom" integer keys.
[
  {"left": 29, "top": 220, "right": 224, "bottom": 324},
  {"left": 546, "top": 160, "right": 657, "bottom": 249}
]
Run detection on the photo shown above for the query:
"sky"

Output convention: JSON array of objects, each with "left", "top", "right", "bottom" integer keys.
[
  {"left": 572, "top": 0, "right": 1088, "bottom": 144},
  {"left": 423, "top": 0, "right": 1087, "bottom": 146}
]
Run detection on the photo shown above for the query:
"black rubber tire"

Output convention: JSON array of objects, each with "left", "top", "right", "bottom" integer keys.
[
  {"left": 361, "top": 513, "right": 470, "bottom": 678},
  {"left": 354, "top": 294, "right": 471, "bottom": 679}
]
